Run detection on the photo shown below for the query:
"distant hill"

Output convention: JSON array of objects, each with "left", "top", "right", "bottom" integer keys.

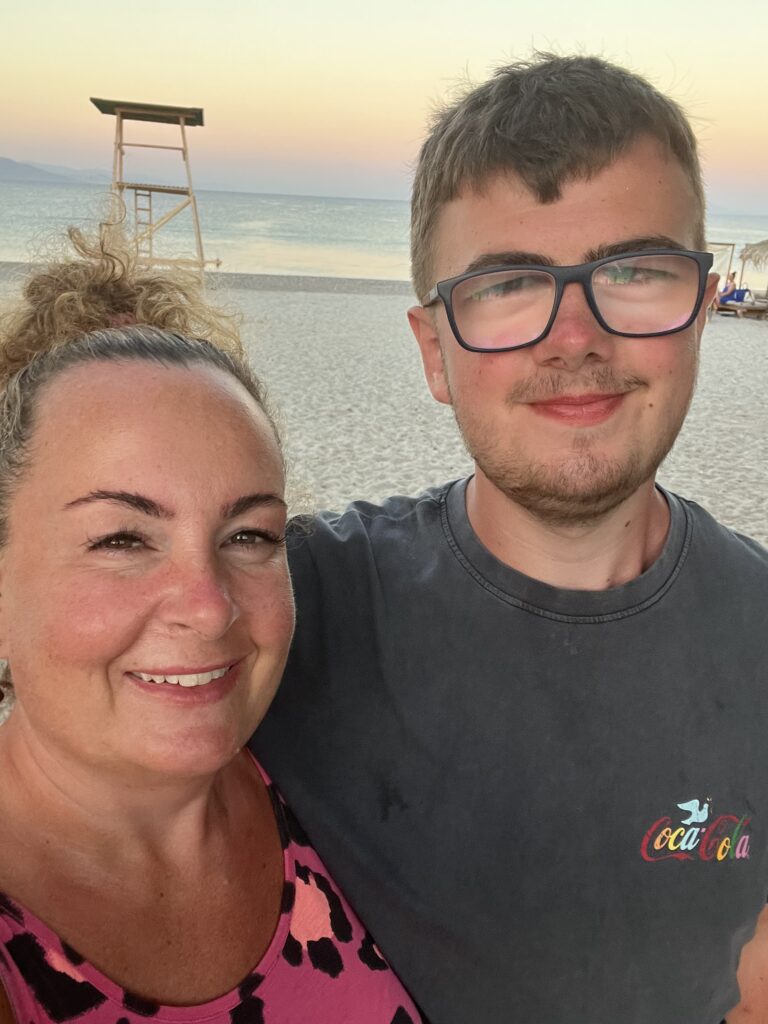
[
  {"left": 0, "top": 157, "right": 69, "bottom": 183},
  {"left": 31, "top": 161, "right": 111, "bottom": 184},
  {"left": 0, "top": 157, "right": 110, "bottom": 185}
]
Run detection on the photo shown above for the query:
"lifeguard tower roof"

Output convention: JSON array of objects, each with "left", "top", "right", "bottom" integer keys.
[{"left": 90, "top": 98, "right": 204, "bottom": 127}]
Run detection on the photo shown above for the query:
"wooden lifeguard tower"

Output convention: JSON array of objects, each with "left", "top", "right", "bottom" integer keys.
[{"left": 90, "top": 97, "right": 219, "bottom": 274}]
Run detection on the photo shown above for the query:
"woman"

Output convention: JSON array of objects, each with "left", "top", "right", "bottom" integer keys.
[
  {"left": 0, "top": 250, "right": 424, "bottom": 1022},
  {"left": 713, "top": 270, "right": 738, "bottom": 311}
]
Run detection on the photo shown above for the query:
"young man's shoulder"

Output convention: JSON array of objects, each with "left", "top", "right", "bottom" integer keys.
[
  {"left": 287, "top": 480, "right": 458, "bottom": 557},
  {"left": 673, "top": 491, "right": 768, "bottom": 579},
  {"left": 290, "top": 482, "right": 767, "bottom": 555},
  {"left": 287, "top": 483, "right": 768, "bottom": 602}
]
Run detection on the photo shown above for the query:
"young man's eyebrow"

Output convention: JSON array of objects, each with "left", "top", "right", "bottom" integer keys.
[
  {"left": 223, "top": 493, "right": 287, "bottom": 519},
  {"left": 464, "top": 251, "right": 556, "bottom": 274},
  {"left": 584, "top": 236, "right": 687, "bottom": 262},
  {"left": 462, "top": 237, "right": 688, "bottom": 275},
  {"left": 63, "top": 490, "right": 172, "bottom": 517}
]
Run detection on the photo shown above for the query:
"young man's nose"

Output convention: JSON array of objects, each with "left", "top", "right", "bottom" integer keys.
[{"left": 531, "top": 282, "right": 614, "bottom": 370}]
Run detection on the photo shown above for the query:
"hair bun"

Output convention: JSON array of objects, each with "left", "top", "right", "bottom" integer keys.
[{"left": 0, "top": 226, "right": 241, "bottom": 383}]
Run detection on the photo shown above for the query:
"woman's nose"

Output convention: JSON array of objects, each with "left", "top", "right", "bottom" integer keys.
[{"left": 157, "top": 557, "right": 239, "bottom": 639}]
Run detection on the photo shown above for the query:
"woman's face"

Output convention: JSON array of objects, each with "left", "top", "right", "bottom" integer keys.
[{"left": 0, "top": 360, "right": 294, "bottom": 779}]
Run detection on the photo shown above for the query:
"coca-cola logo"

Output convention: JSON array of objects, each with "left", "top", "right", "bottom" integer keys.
[{"left": 640, "top": 799, "right": 751, "bottom": 863}]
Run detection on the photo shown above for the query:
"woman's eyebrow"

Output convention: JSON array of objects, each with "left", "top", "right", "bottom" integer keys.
[
  {"left": 63, "top": 490, "right": 171, "bottom": 517},
  {"left": 63, "top": 490, "right": 286, "bottom": 519},
  {"left": 223, "top": 493, "right": 287, "bottom": 519}
]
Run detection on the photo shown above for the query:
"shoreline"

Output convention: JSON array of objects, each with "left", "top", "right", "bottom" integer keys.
[
  {"left": 0, "top": 260, "right": 414, "bottom": 297},
  {"left": 3, "top": 259, "right": 766, "bottom": 300}
]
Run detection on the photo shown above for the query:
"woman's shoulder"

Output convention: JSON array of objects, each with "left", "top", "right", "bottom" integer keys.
[
  {"left": 0, "top": 980, "right": 15, "bottom": 1024},
  {"left": 0, "top": 767, "right": 426, "bottom": 1024},
  {"left": 250, "top": 759, "right": 428, "bottom": 1023}
]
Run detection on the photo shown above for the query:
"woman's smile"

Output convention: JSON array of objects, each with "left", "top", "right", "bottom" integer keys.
[{"left": 125, "top": 661, "right": 244, "bottom": 704}]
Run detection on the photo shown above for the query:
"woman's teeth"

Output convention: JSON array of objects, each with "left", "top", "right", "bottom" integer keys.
[{"left": 134, "top": 666, "right": 231, "bottom": 688}]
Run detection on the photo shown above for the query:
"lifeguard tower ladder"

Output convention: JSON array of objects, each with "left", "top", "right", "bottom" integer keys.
[{"left": 90, "top": 97, "right": 219, "bottom": 274}]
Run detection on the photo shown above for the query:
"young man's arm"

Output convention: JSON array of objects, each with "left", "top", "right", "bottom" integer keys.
[{"left": 727, "top": 905, "right": 768, "bottom": 1021}]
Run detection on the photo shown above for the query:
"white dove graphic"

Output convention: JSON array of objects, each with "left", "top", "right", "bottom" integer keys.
[{"left": 677, "top": 799, "right": 710, "bottom": 825}]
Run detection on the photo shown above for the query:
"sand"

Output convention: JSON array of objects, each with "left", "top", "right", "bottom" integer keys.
[
  {"left": 0, "top": 264, "right": 765, "bottom": 544},
  {"left": 0, "top": 264, "right": 765, "bottom": 543},
  {"left": 200, "top": 273, "right": 767, "bottom": 547},
  {"left": 0, "top": 267, "right": 766, "bottom": 725}
]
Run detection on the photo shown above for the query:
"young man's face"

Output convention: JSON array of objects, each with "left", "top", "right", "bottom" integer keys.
[{"left": 409, "top": 137, "right": 718, "bottom": 524}]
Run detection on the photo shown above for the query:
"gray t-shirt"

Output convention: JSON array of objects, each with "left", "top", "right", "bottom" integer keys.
[{"left": 252, "top": 480, "right": 768, "bottom": 1024}]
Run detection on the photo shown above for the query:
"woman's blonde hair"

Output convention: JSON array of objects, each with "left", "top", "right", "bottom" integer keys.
[{"left": 0, "top": 227, "right": 243, "bottom": 382}]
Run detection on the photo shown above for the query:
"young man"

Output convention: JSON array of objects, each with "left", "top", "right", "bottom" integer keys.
[{"left": 253, "top": 55, "right": 768, "bottom": 1023}]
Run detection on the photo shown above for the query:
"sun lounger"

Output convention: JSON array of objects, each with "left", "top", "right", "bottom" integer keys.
[{"left": 716, "top": 289, "right": 768, "bottom": 320}]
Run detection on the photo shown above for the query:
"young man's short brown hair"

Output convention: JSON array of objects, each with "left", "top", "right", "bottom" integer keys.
[{"left": 410, "top": 53, "right": 705, "bottom": 301}]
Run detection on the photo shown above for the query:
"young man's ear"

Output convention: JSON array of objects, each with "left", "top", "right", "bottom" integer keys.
[
  {"left": 408, "top": 305, "right": 452, "bottom": 406},
  {"left": 697, "top": 272, "right": 721, "bottom": 331}
]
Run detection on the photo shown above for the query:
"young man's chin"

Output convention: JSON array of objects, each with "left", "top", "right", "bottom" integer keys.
[{"left": 477, "top": 448, "right": 660, "bottom": 526}]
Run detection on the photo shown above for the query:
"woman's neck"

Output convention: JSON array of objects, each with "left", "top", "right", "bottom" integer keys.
[{"left": 0, "top": 708, "right": 247, "bottom": 865}]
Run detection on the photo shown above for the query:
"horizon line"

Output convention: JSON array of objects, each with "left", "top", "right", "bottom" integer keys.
[{"left": 2, "top": 154, "right": 768, "bottom": 218}]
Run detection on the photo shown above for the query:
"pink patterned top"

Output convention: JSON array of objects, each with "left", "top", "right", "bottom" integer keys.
[{"left": 0, "top": 760, "right": 424, "bottom": 1024}]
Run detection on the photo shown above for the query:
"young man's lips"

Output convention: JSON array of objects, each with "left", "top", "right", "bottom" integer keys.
[{"left": 527, "top": 392, "right": 627, "bottom": 425}]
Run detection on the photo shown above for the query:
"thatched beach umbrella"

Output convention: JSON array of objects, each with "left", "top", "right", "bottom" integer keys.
[{"left": 738, "top": 239, "right": 768, "bottom": 292}]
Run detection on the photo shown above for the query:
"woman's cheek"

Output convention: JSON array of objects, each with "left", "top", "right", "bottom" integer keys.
[{"left": 36, "top": 574, "right": 157, "bottom": 664}]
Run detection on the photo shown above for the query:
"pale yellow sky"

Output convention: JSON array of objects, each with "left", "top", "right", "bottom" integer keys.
[{"left": 3, "top": 0, "right": 767, "bottom": 210}]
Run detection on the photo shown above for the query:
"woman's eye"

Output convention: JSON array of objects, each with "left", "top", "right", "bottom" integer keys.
[
  {"left": 87, "top": 531, "right": 148, "bottom": 552},
  {"left": 227, "top": 529, "right": 284, "bottom": 549}
]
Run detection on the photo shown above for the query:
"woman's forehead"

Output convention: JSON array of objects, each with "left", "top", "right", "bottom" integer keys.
[
  {"left": 42, "top": 358, "right": 253, "bottom": 408},
  {"left": 22, "top": 360, "right": 283, "bottom": 498}
]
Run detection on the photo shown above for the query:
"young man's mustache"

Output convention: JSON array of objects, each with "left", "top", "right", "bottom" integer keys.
[{"left": 506, "top": 370, "right": 647, "bottom": 403}]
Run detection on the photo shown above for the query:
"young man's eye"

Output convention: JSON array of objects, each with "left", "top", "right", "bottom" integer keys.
[{"left": 86, "top": 531, "right": 148, "bottom": 552}]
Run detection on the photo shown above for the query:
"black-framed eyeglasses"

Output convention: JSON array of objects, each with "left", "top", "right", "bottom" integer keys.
[{"left": 422, "top": 249, "right": 715, "bottom": 353}]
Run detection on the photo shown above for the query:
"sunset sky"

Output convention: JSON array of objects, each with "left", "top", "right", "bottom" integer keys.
[{"left": 4, "top": 0, "right": 768, "bottom": 213}]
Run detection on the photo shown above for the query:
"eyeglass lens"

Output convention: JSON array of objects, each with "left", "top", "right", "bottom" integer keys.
[{"left": 450, "top": 254, "right": 702, "bottom": 350}]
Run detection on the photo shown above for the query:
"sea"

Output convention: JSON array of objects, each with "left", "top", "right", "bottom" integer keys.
[{"left": 1, "top": 180, "right": 767, "bottom": 288}]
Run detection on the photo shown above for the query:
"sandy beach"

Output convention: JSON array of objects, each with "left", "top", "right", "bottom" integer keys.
[
  {"left": 0, "top": 265, "right": 766, "bottom": 725},
  {"left": 197, "top": 272, "right": 766, "bottom": 547},
  {"left": 0, "top": 264, "right": 766, "bottom": 546}
]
